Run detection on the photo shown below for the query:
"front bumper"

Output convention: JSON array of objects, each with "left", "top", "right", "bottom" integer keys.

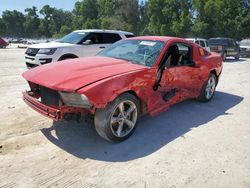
[
  {"left": 240, "top": 50, "right": 250, "bottom": 57},
  {"left": 23, "top": 91, "right": 85, "bottom": 121},
  {"left": 25, "top": 54, "right": 55, "bottom": 68}
]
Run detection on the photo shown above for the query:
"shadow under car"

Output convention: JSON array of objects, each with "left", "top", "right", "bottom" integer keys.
[{"left": 41, "top": 91, "right": 243, "bottom": 162}]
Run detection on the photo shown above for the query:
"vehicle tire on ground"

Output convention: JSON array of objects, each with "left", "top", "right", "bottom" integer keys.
[
  {"left": 235, "top": 53, "right": 240, "bottom": 60},
  {"left": 222, "top": 52, "right": 227, "bottom": 61},
  {"left": 197, "top": 73, "right": 217, "bottom": 102},
  {"left": 94, "top": 93, "right": 140, "bottom": 142}
]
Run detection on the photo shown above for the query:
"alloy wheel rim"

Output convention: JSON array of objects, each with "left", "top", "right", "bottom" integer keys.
[
  {"left": 205, "top": 76, "right": 216, "bottom": 100},
  {"left": 110, "top": 100, "right": 137, "bottom": 138}
]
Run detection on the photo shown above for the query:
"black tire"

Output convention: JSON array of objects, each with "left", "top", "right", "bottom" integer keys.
[
  {"left": 198, "top": 73, "right": 217, "bottom": 102},
  {"left": 235, "top": 53, "right": 240, "bottom": 60},
  {"left": 222, "top": 52, "right": 227, "bottom": 61},
  {"left": 94, "top": 93, "right": 140, "bottom": 142}
]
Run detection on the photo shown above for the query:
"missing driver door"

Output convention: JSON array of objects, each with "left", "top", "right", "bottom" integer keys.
[{"left": 148, "top": 66, "right": 181, "bottom": 116}]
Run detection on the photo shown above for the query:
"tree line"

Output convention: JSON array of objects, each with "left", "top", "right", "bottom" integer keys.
[{"left": 0, "top": 0, "right": 250, "bottom": 40}]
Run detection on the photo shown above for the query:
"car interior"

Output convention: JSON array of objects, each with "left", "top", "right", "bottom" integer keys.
[{"left": 166, "top": 43, "right": 194, "bottom": 67}]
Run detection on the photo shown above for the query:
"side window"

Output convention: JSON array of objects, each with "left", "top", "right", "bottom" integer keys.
[
  {"left": 200, "top": 40, "right": 206, "bottom": 47},
  {"left": 166, "top": 43, "right": 193, "bottom": 67},
  {"left": 102, "top": 33, "right": 122, "bottom": 43},
  {"left": 195, "top": 40, "right": 200, "bottom": 45},
  {"left": 85, "top": 33, "right": 103, "bottom": 44},
  {"left": 177, "top": 43, "right": 189, "bottom": 55}
]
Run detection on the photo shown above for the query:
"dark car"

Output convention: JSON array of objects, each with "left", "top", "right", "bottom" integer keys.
[
  {"left": 0, "top": 37, "right": 8, "bottom": 48},
  {"left": 9, "top": 38, "right": 27, "bottom": 44},
  {"left": 208, "top": 37, "right": 240, "bottom": 61},
  {"left": 239, "top": 39, "right": 250, "bottom": 58}
]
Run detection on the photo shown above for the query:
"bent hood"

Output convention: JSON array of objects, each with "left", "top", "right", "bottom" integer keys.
[{"left": 23, "top": 56, "right": 148, "bottom": 92}]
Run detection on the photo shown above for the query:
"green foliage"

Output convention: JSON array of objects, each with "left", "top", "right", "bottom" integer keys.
[
  {"left": 0, "top": 0, "right": 249, "bottom": 40},
  {"left": 24, "top": 6, "right": 40, "bottom": 37},
  {"left": 2, "top": 10, "right": 25, "bottom": 37},
  {"left": 0, "top": 18, "right": 6, "bottom": 35},
  {"left": 192, "top": 0, "right": 250, "bottom": 39}
]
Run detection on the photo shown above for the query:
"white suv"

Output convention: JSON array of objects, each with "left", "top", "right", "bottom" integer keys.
[
  {"left": 186, "top": 38, "right": 210, "bottom": 52},
  {"left": 25, "top": 29, "right": 134, "bottom": 68}
]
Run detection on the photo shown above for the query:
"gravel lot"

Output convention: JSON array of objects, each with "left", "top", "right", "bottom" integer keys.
[{"left": 0, "top": 46, "right": 250, "bottom": 188}]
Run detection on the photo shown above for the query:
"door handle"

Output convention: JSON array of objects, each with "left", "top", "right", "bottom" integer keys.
[{"left": 99, "top": 46, "right": 106, "bottom": 49}]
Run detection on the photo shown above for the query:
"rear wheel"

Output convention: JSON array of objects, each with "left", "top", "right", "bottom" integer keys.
[
  {"left": 198, "top": 73, "right": 217, "bottom": 102},
  {"left": 94, "top": 93, "right": 140, "bottom": 142}
]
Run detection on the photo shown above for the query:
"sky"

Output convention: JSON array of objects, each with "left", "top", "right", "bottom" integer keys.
[{"left": 0, "top": 0, "right": 79, "bottom": 15}]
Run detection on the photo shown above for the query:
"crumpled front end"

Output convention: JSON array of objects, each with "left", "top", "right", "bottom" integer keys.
[{"left": 23, "top": 82, "right": 90, "bottom": 121}]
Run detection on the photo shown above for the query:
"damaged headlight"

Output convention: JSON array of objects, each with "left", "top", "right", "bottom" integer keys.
[{"left": 59, "top": 92, "right": 92, "bottom": 109}]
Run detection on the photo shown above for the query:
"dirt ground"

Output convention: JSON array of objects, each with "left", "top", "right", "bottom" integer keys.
[{"left": 0, "top": 45, "right": 249, "bottom": 188}]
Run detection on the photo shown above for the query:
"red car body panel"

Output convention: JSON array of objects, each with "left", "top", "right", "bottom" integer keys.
[
  {"left": 23, "top": 91, "right": 86, "bottom": 121},
  {"left": 22, "top": 56, "right": 148, "bottom": 92},
  {"left": 0, "top": 37, "right": 7, "bottom": 47},
  {"left": 22, "top": 36, "right": 223, "bottom": 120}
]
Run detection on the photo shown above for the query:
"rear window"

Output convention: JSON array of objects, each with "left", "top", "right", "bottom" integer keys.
[{"left": 209, "top": 39, "right": 229, "bottom": 46}]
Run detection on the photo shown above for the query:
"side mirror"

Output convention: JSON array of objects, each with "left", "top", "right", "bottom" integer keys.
[{"left": 82, "top": 40, "right": 92, "bottom": 45}]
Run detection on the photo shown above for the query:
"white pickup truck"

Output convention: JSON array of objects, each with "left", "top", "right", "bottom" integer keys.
[
  {"left": 25, "top": 29, "right": 134, "bottom": 68},
  {"left": 186, "top": 38, "right": 210, "bottom": 52}
]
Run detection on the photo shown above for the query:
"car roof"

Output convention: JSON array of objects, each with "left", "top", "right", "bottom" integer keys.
[
  {"left": 129, "top": 36, "right": 183, "bottom": 42},
  {"left": 186, "top": 38, "right": 207, "bottom": 41},
  {"left": 73, "top": 29, "right": 134, "bottom": 35},
  {"left": 240, "top": 38, "right": 250, "bottom": 42},
  {"left": 209, "top": 37, "right": 234, "bottom": 40}
]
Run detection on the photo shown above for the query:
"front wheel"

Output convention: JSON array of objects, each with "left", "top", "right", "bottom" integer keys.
[
  {"left": 198, "top": 73, "right": 217, "bottom": 102},
  {"left": 94, "top": 93, "right": 140, "bottom": 142},
  {"left": 222, "top": 52, "right": 227, "bottom": 61}
]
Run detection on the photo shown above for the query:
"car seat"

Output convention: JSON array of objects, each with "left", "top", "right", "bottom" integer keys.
[{"left": 169, "top": 45, "right": 180, "bottom": 66}]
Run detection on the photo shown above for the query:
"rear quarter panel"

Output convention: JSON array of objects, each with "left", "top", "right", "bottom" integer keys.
[{"left": 193, "top": 44, "right": 223, "bottom": 78}]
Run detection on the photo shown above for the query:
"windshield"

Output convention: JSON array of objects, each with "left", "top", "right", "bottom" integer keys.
[
  {"left": 208, "top": 39, "right": 229, "bottom": 45},
  {"left": 98, "top": 39, "right": 165, "bottom": 67},
  {"left": 57, "top": 32, "right": 88, "bottom": 44},
  {"left": 240, "top": 41, "right": 250, "bottom": 46}
]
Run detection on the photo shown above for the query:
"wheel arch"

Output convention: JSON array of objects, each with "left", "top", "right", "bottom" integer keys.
[
  {"left": 210, "top": 69, "right": 219, "bottom": 85},
  {"left": 58, "top": 53, "right": 78, "bottom": 61},
  {"left": 115, "top": 90, "right": 147, "bottom": 116}
]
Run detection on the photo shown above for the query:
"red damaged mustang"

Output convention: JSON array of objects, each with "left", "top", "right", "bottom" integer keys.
[{"left": 22, "top": 36, "right": 223, "bottom": 142}]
